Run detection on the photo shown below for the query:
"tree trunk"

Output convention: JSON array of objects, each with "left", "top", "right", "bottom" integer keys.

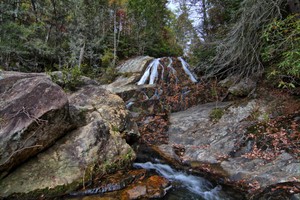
[
  {"left": 202, "top": 0, "right": 208, "bottom": 40},
  {"left": 78, "top": 42, "right": 85, "bottom": 69},
  {"left": 113, "top": 9, "right": 117, "bottom": 67}
]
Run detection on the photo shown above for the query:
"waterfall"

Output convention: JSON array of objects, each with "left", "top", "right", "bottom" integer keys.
[
  {"left": 178, "top": 57, "right": 198, "bottom": 83},
  {"left": 137, "top": 57, "right": 198, "bottom": 85},
  {"left": 137, "top": 58, "right": 162, "bottom": 85},
  {"left": 134, "top": 162, "right": 223, "bottom": 200}
]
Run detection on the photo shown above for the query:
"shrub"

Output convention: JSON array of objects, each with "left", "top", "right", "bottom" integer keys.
[
  {"left": 49, "top": 66, "right": 83, "bottom": 91},
  {"left": 101, "top": 50, "right": 115, "bottom": 68},
  {"left": 209, "top": 108, "right": 224, "bottom": 122},
  {"left": 262, "top": 14, "right": 300, "bottom": 89}
]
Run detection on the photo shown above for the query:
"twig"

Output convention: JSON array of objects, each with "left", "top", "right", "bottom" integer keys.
[{"left": 1, "top": 144, "right": 43, "bottom": 167}]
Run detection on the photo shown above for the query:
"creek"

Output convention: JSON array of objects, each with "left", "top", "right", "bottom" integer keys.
[
  {"left": 133, "top": 162, "right": 233, "bottom": 200},
  {"left": 67, "top": 57, "right": 241, "bottom": 200}
]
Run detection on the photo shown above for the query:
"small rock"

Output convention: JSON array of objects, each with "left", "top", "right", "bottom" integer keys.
[
  {"left": 228, "top": 77, "right": 257, "bottom": 97},
  {"left": 125, "top": 185, "right": 147, "bottom": 199},
  {"left": 122, "top": 175, "right": 170, "bottom": 200},
  {"left": 218, "top": 76, "right": 239, "bottom": 88}
]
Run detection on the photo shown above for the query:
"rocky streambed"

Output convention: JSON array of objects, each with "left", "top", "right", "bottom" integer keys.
[{"left": 0, "top": 56, "right": 299, "bottom": 200}]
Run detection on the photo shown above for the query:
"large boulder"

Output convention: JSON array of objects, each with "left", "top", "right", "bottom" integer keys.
[
  {"left": 0, "top": 85, "right": 137, "bottom": 199},
  {"left": 155, "top": 100, "right": 300, "bottom": 198},
  {"left": 0, "top": 71, "right": 73, "bottom": 178},
  {"left": 103, "top": 56, "right": 153, "bottom": 94}
]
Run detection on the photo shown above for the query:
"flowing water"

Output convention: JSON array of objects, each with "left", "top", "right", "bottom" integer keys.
[
  {"left": 137, "top": 57, "right": 198, "bottom": 85},
  {"left": 134, "top": 162, "right": 233, "bottom": 200},
  {"left": 178, "top": 57, "right": 198, "bottom": 83}
]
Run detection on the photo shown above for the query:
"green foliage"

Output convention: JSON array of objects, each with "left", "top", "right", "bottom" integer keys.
[
  {"left": 208, "top": 0, "right": 285, "bottom": 78},
  {"left": 101, "top": 50, "right": 115, "bottom": 68},
  {"left": 191, "top": 44, "right": 216, "bottom": 70},
  {"left": 206, "top": 0, "right": 242, "bottom": 36},
  {"left": 80, "top": 64, "right": 100, "bottom": 79},
  {"left": 50, "top": 66, "right": 83, "bottom": 91},
  {"left": 145, "top": 36, "right": 183, "bottom": 57},
  {"left": 0, "top": 0, "right": 183, "bottom": 72},
  {"left": 182, "top": 0, "right": 242, "bottom": 71},
  {"left": 209, "top": 108, "right": 224, "bottom": 122},
  {"left": 98, "top": 67, "right": 119, "bottom": 84},
  {"left": 128, "top": 0, "right": 182, "bottom": 57},
  {"left": 262, "top": 14, "right": 300, "bottom": 88}
]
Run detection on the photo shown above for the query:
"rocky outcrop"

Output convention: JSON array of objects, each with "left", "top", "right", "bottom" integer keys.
[
  {"left": 154, "top": 100, "right": 300, "bottom": 198},
  {"left": 228, "top": 78, "right": 256, "bottom": 97},
  {"left": 0, "top": 77, "right": 137, "bottom": 199},
  {"left": 0, "top": 71, "right": 73, "bottom": 178},
  {"left": 103, "top": 56, "right": 153, "bottom": 93},
  {"left": 219, "top": 76, "right": 257, "bottom": 97}
]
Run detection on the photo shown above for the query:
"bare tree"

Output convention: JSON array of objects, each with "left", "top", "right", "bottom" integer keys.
[{"left": 207, "top": 0, "right": 286, "bottom": 79}]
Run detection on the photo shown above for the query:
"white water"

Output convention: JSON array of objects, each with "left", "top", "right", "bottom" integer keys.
[
  {"left": 137, "top": 57, "right": 197, "bottom": 85},
  {"left": 178, "top": 57, "right": 198, "bottom": 83},
  {"left": 137, "top": 58, "right": 162, "bottom": 85},
  {"left": 134, "top": 162, "right": 223, "bottom": 200}
]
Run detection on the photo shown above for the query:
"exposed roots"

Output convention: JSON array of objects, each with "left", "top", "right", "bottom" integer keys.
[{"left": 208, "top": 0, "right": 286, "bottom": 79}]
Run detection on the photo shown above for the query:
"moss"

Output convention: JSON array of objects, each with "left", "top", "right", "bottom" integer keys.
[
  {"left": 4, "top": 179, "right": 82, "bottom": 200},
  {"left": 3, "top": 160, "right": 127, "bottom": 200},
  {"left": 121, "top": 72, "right": 135, "bottom": 78},
  {"left": 98, "top": 67, "right": 120, "bottom": 84},
  {"left": 209, "top": 108, "right": 224, "bottom": 122},
  {"left": 111, "top": 125, "right": 120, "bottom": 132},
  {"left": 123, "top": 148, "right": 134, "bottom": 161}
]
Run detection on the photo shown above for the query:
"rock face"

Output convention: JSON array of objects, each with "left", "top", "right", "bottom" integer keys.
[
  {"left": 155, "top": 100, "right": 300, "bottom": 197},
  {"left": 228, "top": 77, "right": 256, "bottom": 97},
  {"left": 103, "top": 56, "right": 153, "bottom": 93},
  {"left": 219, "top": 76, "right": 257, "bottom": 97},
  {"left": 0, "top": 80, "right": 137, "bottom": 199},
  {"left": 0, "top": 71, "right": 73, "bottom": 178}
]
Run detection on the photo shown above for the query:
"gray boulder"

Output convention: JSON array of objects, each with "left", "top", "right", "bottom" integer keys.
[
  {"left": 0, "top": 71, "right": 73, "bottom": 178},
  {"left": 228, "top": 77, "right": 257, "bottom": 97},
  {"left": 219, "top": 76, "right": 257, "bottom": 97},
  {"left": 156, "top": 100, "right": 300, "bottom": 197},
  {"left": 0, "top": 85, "right": 137, "bottom": 199},
  {"left": 103, "top": 56, "right": 153, "bottom": 94}
]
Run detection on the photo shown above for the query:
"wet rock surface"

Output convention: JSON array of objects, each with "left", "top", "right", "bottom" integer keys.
[
  {"left": 154, "top": 99, "right": 300, "bottom": 198},
  {"left": 0, "top": 71, "right": 73, "bottom": 178},
  {"left": 67, "top": 169, "right": 170, "bottom": 200},
  {"left": 122, "top": 175, "right": 170, "bottom": 199}
]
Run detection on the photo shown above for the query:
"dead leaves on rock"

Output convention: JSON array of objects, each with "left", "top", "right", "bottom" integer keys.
[{"left": 241, "top": 112, "right": 300, "bottom": 161}]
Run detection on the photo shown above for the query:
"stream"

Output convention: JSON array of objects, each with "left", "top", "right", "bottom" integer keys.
[
  {"left": 67, "top": 57, "right": 240, "bottom": 200},
  {"left": 133, "top": 162, "right": 233, "bottom": 200}
]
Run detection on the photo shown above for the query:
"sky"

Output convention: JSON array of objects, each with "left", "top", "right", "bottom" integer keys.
[
  {"left": 167, "top": 0, "right": 202, "bottom": 30},
  {"left": 167, "top": 0, "right": 179, "bottom": 13}
]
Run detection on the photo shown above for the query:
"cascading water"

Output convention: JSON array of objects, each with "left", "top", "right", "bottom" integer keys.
[
  {"left": 137, "top": 58, "right": 162, "bottom": 85},
  {"left": 178, "top": 57, "right": 198, "bottom": 83},
  {"left": 137, "top": 57, "right": 198, "bottom": 85},
  {"left": 134, "top": 162, "right": 230, "bottom": 200}
]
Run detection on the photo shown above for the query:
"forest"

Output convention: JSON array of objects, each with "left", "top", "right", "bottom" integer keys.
[{"left": 0, "top": 0, "right": 299, "bottom": 88}]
